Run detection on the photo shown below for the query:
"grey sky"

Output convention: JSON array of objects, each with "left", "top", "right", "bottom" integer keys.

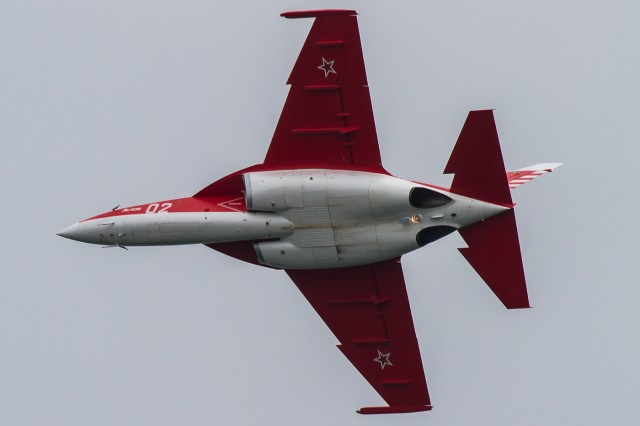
[{"left": 1, "top": 1, "right": 639, "bottom": 425}]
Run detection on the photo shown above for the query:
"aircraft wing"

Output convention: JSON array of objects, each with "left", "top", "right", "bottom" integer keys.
[
  {"left": 286, "top": 258, "right": 432, "bottom": 414},
  {"left": 264, "top": 10, "right": 385, "bottom": 172}
]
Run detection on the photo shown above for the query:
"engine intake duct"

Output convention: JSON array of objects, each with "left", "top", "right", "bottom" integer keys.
[
  {"left": 416, "top": 226, "right": 456, "bottom": 247},
  {"left": 409, "top": 187, "right": 452, "bottom": 209}
]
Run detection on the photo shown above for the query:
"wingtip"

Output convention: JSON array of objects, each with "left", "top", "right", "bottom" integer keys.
[
  {"left": 357, "top": 405, "right": 432, "bottom": 415},
  {"left": 515, "top": 162, "right": 564, "bottom": 172},
  {"left": 281, "top": 9, "right": 357, "bottom": 19}
]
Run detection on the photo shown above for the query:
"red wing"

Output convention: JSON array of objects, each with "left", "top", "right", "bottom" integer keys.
[
  {"left": 286, "top": 258, "right": 431, "bottom": 414},
  {"left": 264, "top": 10, "right": 384, "bottom": 172}
]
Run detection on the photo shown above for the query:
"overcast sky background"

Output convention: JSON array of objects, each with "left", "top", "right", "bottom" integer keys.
[{"left": 2, "top": 1, "right": 639, "bottom": 425}]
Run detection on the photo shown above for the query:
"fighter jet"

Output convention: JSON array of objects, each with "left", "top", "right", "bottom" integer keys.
[{"left": 58, "top": 9, "right": 561, "bottom": 414}]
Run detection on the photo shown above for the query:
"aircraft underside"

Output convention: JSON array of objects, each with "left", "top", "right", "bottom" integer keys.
[
  {"left": 58, "top": 9, "right": 561, "bottom": 414},
  {"left": 59, "top": 170, "right": 507, "bottom": 269}
]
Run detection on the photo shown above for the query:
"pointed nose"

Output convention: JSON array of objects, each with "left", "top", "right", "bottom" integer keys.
[{"left": 57, "top": 223, "right": 84, "bottom": 242}]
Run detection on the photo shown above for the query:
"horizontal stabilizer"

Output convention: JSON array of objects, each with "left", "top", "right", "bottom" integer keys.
[
  {"left": 507, "top": 163, "right": 563, "bottom": 189},
  {"left": 458, "top": 209, "right": 529, "bottom": 309}
]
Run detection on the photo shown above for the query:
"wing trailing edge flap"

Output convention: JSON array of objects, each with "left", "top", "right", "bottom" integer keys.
[
  {"left": 286, "top": 259, "right": 431, "bottom": 414},
  {"left": 458, "top": 209, "right": 530, "bottom": 309}
]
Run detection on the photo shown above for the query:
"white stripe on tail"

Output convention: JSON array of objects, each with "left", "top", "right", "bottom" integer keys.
[{"left": 506, "top": 163, "right": 563, "bottom": 189}]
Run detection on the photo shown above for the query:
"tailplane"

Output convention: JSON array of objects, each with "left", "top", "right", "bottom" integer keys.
[
  {"left": 444, "top": 110, "right": 531, "bottom": 309},
  {"left": 457, "top": 210, "right": 529, "bottom": 308},
  {"left": 506, "top": 163, "right": 563, "bottom": 189}
]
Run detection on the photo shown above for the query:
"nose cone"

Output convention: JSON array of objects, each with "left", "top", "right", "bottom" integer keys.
[
  {"left": 57, "top": 218, "right": 122, "bottom": 245},
  {"left": 57, "top": 223, "right": 86, "bottom": 242}
]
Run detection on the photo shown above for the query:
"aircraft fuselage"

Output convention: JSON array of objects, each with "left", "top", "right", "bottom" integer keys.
[{"left": 59, "top": 170, "right": 507, "bottom": 269}]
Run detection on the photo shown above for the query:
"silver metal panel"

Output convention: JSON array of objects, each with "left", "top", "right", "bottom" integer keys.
[
  {"left": 241, "top": 170, "right": 509, "bottom": 269},
  {"left": 287, "top": 205, "right": 335, "bottom": 249},
  {"left": 243, "top": 173, "right": 287, "bottom": 211},
  {"left": 302, "top": 190, "right": 328, "bottom": 207},
  {"left": 328, "top": 195, "right": 373, "bottom": 225},
  {"left": 284, "top": 174, "right": 304, "bottom": 207},
  {"left": 289, "top": 228, "right": 335, "bottom": 248},
  {"left": 254, "top": 240, "right": 338, "bottom": 269},
  {"left": 301, "top": 172, "right": 329, "bottom": 193},
  {"left": 333, "top": 224, "right": 380, "bottom": 263},
  {"left": 113, "top": 212, "right": 292, "bottom": 246},
  {"left": 375, "top": 222, "right": 421, "bottom": 258},
  {"left": 312, "top": 246, "right": 340, "bottom": 267},
  {"left": 369, "top": 175, "right": 416, "bottom": 220},
  {"left": 326, "top": 172, "right": 372, "bottom": 198},
  {"left": 158, "top": 222, "right": 200, "bottom": 234},
  {"left": 288, "top": 206, "right": 332, "bottom": 225}
]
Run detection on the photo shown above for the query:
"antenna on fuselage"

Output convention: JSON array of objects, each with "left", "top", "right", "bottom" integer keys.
[
  {"left": 101, "top": 244, "right": 128, "bottom": 250},
  {"left": 111, "top": 205, "right": 119, "bottom": 211}
]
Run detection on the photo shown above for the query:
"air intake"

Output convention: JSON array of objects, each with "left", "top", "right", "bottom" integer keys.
[
  {"left": 416, "top": 226, "right": 456, "bottom": 247},
  {"left": 409, "top": 187, "right": 452, "bottom": 209}
]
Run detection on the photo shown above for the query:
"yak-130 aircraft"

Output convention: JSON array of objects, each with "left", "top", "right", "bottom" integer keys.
[{"left": 58, "top": 9, "right": 561, "bottom": 414}]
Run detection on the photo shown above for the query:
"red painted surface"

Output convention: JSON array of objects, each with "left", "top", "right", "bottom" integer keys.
[
  {"left": 281, "top": 9, "right": 357, "bottom": 19},
  {"left": 194, "top": 163, "right": 389, "bottom": 198},
  {"left": 85, "top": 195, "right": 247, "bottom": 221},
  {"left": 287, "top": 258, "right": 431, "bottom": 412},
  {"left": 263, "top": 12, "right": 386, "bottom": 172},
  {"left": 444, "top": 110, "right": 514, "bottom": 207},
  {"left": 194, "top": 164, "right": 263, "bottom": 197},
  {"left": 358, "top": 405, "right": 432, "bottom": 415},
  {"left": 458, "top": 209, "right": 530, "bottom": 309},
  {"left": 205, "top": 241, "right": 263, "bottom": 266}
]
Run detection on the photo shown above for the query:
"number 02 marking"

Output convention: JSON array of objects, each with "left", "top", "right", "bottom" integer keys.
[{"left": 145, "top": 202, "right": 172, "bottom": 214}]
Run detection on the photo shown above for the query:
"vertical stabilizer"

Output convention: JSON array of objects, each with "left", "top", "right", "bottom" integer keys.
[
  {"left": 446, "top": 110, "right": 529, "bottom": 309},
  {"left": 444, "top": 110, "right": 513, "bottom": 206}
]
